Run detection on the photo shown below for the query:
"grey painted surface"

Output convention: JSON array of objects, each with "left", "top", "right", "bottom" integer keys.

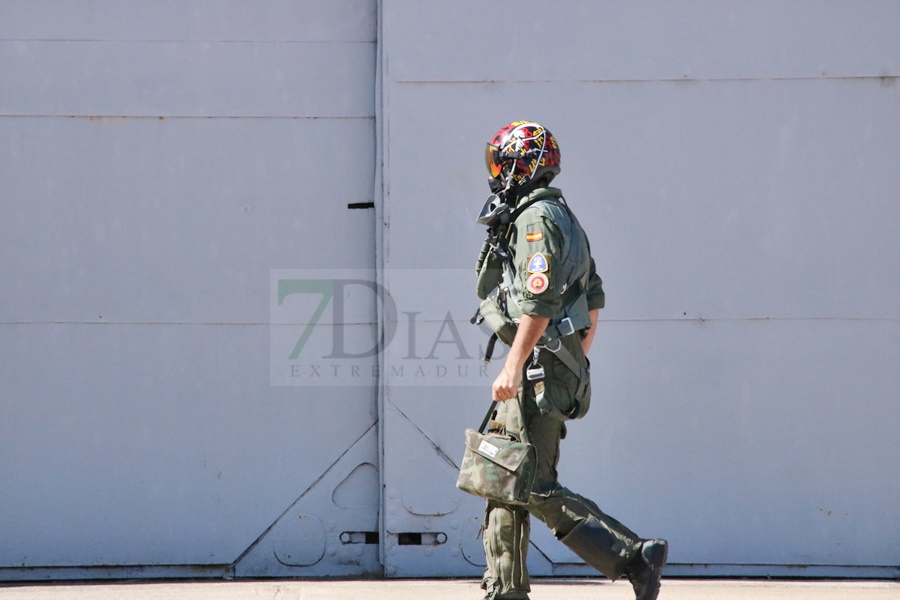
[
  {"left": 1, "top": 0, "right": 380, "bottom": 578},
  {"left": 384, "top": 1, "right": 899, "bottom": 82},
  {"left": 379, "top": 0, "right": 900, "bottom": 578},
  {"left": 2, "top": 0, "right": 899, "bottom": 581}
]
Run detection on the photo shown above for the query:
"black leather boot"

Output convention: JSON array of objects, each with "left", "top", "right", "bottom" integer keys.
[{"left": 627, "top": 539, "right": 668, "bottom": 600}]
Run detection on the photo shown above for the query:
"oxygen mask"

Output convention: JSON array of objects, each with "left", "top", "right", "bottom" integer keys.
[{"left": 476, "top": 192, "right": 511, "bottom": 229}]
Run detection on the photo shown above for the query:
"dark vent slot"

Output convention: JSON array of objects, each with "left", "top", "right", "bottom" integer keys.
[{"left": 397, "top": 532, "right": 422, "bottom": 546}]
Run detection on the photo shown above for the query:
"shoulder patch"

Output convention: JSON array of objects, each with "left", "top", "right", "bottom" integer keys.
[
  {"left": 526, "top": 272, "right": 549, "bottom": 294},
  {"left": 527, "top": 252, "right": 549, "bottom": 274},
  {"left": 525, "top": 231, "right": 543, "bottom": 242}
]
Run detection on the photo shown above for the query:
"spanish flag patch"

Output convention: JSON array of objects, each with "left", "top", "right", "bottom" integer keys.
[{"left": 526, "top": 231, "right": 543, "bottom": 242}]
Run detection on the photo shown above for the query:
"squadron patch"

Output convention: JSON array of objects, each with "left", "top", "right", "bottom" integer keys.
[
  {"left": 526, "top": 272, "right": 549, "bottom": 294},
  {"left": 525, "top": 231, "right": 543, "bottom": 242},
  {"left": 527, "top": 252, "right": 549, "bottom": 273}
]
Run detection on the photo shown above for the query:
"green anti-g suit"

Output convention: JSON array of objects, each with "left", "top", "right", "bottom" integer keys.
[{"left": 475, "top": 187, "right": 643, "bottom": 600}]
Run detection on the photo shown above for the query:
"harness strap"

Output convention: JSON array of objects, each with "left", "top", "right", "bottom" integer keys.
[
  {"left": 538, "top": 331, "right": 592, "bottom": 418},
  {"left": 483, "top": 332, "right": 499, "bottom": 365}
]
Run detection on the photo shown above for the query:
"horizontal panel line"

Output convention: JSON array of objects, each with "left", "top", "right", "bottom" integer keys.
[
  {"left": 0, "top": 115, "right": 374, "bottom": 120},
  {"left": 606, "top": 317, "right": 900, "bottom": 323},
  {"left": 1, "top": 321, "right": 269, "bottom": 326},
  {"left": 391, "top": 75, "right": 898, "bottom": 84},
  {"left": 403, "top": 317, "right": 900, "bottom": 324},
  {"left": 666, "top": 562, "right": 900, "bottom": 569},
  {"left": 0, "top": 38, "right": 375, "bottom": 44},
  {"left": 7, "top": 317, "right": 879, "bottom": 325},
  {"left": 2, "top": 321, "right": 378, "bottom": 326},
  {"left": 4, "top": 317, "right": 897, "bottom": 326},
  {"left": 0, "top": 563, "right": 233, "bottom": 577}
]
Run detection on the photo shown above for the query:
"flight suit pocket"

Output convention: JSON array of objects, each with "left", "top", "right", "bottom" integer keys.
[
  {"left": 535, "top": 357, "right": 591, "bottom": 421},
  {"left": 534, "top": 379, "right": 578, "bottom": 422}
]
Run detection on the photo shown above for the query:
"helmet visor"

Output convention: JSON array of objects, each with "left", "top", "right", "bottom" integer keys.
[{"left": 485, "top": 144, "right": 503, "bottom": 179}]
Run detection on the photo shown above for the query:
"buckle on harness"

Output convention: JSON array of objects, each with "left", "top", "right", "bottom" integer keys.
[
  {"left": 541, "top": 336, "right": 562, "bottom": 353},
  {"left": 526, "top": 347, "right": 545, "bottom": 381},
  {"left": 556, "top": 317, "right": 575, "bottom": 337},
  {"left": 526, "top": 364, "right": 545, "bottom": 381}
]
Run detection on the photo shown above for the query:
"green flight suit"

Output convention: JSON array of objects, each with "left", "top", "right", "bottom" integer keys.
[{"left": 476, "top": 187, "right": 642, "bottom": 600}]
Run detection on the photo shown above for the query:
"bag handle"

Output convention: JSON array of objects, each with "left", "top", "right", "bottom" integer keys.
[
  {"left": 477, "top": 398, "right": 530, "bottom": 445},
  {"left": 479, "top": 401, "right": 498, "bottom": 434}
]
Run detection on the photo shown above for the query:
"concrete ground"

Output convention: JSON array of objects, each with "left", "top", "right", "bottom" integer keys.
[{"left": 1, "top": 579, "right": 898, "bottom": 600}]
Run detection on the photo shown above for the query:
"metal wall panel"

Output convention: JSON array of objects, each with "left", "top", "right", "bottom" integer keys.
[
  {"left": 0, "top": 117, "right": 375, "bottom": 324},
  {"left": 0, "top": 0, "right": 375, "bottom": 42},
  {"left": 580, "top": 318, "right": 900, "bottom": 567},
  {"left": 384, "top": 0, "right": 899, "bottom": 82},
  {"left": 3, "top": 0, "right": 899, "bottom": 581},
  {"left": 384, "top": 79, "right": 900, "bottom": 318},
  {"left": 379, "top": 0, "right": 900, "bottom": 578},
  {"left": 0, "top": 0, "right": 380, "bottom": 579},
  {"left": 0, "top": 42, "right": 374, "bottom": 117},
  {"left": 0, "top": 323, "right": 377, "bottom": 567},
  {"left": 0, "top": 1, "right": 376, "bottom": 117}
]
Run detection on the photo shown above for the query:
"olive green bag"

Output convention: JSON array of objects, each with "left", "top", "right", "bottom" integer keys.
[{"left": 456, "top": 401, "right": 536, "bottom": 505}]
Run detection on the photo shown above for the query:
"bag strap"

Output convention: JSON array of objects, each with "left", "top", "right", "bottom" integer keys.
[{"left": 479, "top": 401, "right": 498, "bottom": 434}]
